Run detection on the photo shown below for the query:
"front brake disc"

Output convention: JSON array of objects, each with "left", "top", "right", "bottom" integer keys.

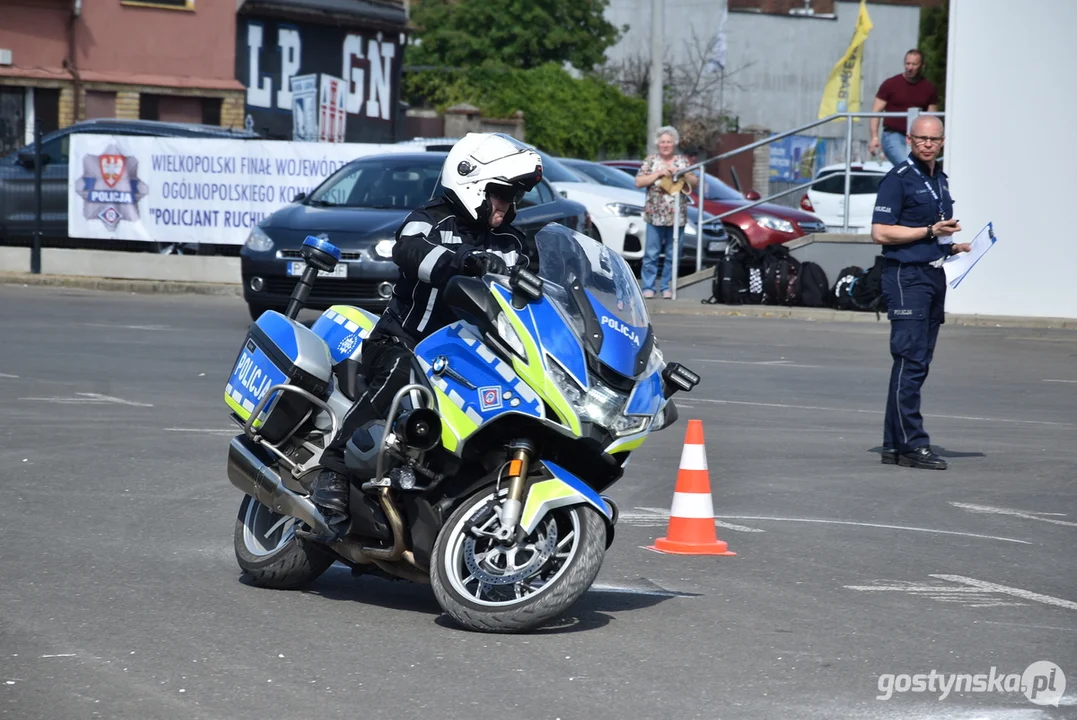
[{"left": 462, "top": 515, "right": 559, "bottom": 586}]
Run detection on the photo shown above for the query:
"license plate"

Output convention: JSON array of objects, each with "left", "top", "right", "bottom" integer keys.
[
  {"left": 707, "top": 241, "right": 726, "bottom": 252},
  {"left": 288, "top": 262, "right": 347, "bottom": 278},
  {"left": 225, "top": 344, "right": 289, "bottom": 421}
]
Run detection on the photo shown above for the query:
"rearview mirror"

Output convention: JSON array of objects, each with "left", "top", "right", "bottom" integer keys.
[
  {"left": 510, "top": 267, "right": 543, "bottom": 309},
  {"left": 293, "top": 192, "right": 307, "bottom": 202}
]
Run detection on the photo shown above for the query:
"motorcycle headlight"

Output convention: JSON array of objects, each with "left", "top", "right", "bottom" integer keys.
[
  {"left": 547, "top": 359, "right": 649, "bottom": 436},
  {"left": 374, "top": 239, "right": 395, "bottom": 259},
  {"left": 244, "top": 225, "right": 274, "bottom": 252},
  {"left": 495, "top": 312, "right": 526, "bottom": 359},
  {"left": 604, "top": 202, "right": 644, "bottom": 217}
]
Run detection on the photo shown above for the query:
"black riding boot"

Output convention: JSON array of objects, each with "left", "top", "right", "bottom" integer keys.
[{"left": 308, "top": 469, "right": 350, "bottom": 540}]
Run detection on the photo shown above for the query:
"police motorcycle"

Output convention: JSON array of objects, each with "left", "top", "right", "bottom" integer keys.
[{"left": 224, "top": 223, "right": 700, "bottom": 633}]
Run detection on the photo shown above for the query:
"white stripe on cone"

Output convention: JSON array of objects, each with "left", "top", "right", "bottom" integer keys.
[
  {"left": 669, "top": 491, "right": 715, "bottom": 519},
  {"left": 679, "top": 443, "right": 708, "bottom": 471}
]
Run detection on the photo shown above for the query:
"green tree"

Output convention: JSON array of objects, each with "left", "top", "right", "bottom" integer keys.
[
  {"left": 409, "top": 63, "right": 647, "bottom": 159},
  {"left": 919, "top": 4, "right": 948, "bottom": 109},
  {"left": 407, "top": 0, "right": 622, "bottom": 72}
]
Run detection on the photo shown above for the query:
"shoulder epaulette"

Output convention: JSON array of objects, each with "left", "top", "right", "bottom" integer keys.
[{"left": 896, "top": 162, "right": 911, "bottom": 175}]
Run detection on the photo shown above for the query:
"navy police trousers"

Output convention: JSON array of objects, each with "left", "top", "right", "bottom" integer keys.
[{"left": 882, "top": 260, "right": 947, "bottom": 453}]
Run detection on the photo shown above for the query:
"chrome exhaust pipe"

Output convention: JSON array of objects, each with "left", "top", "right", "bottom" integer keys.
[{"left": 227, "top": 435, "right": 334, "bottom": 538}]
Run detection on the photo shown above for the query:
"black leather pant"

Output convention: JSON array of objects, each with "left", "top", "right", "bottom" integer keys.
[{"left": 320, "top": 336, "right": 414, "bottom": 475}]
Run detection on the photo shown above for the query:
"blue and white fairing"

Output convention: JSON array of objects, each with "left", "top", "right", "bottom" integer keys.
[
  {"left": 533, "top": 224, "right": 670, "bottom": 431},
  {"left": 534, "top": 225, "right": 654, "bottom": 379}
]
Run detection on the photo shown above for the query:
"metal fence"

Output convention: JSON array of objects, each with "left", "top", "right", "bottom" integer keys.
[{"left": 669, "top": 109, "right": 943, "bottom": 299}]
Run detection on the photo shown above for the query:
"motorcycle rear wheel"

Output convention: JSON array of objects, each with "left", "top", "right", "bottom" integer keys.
[
  {"left": 233, "top": 495, "right": 334, "bottom": 589},
  {"left": 430, "top": 489, "right": 607, "bottom": 633}
]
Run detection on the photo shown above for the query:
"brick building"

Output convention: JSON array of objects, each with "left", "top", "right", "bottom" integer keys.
[{"left": 0, "top": 0, "right": 246, "bottom": 154}]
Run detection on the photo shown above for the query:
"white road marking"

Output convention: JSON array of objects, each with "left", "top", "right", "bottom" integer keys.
[
  {"left": 164, "top": 428, "right": 238, "bottom": 435},
  {"left": 715, "top": 515, "right": 1030, "bottom": 544},
  {"left": 0, "top": 373, "right": 18, "bottom": 378},
  {"left": 980, "top": 620, "right": 1077, "bottom": 634},
  {"left": 40, "top": 654, "right": 77, "bottom": 658},
  {"left": 1005, "top": 335, "right": 1077, "bottom": 343},
  {"left": 624, "top": 508, "right": 765, "bottom": 533},
  {"left": 950, "top": 502, "right": 1077, "bottom": 528},
  {"left": 589, "top": 583, "right": 698, "bottom": 598},
  {"left": 82, "top": 323, "right": 169, "bottom": 331},
  {"left": 844, "top": 579, "right": 1027, "bottom": 608},
  {"left": 692, "top": 358, "right": 823, "bottom": 369},
  {"left": 690, "top": 397, "right": 1074, "bottom": 427},
  {"left": 19, "top": 393, "right": 153, "bottom": 407},
  {"left": 1043, "top": 379, "right": 1077, "bottom": 384},
  {"left": 847, "top": 575, "right": 1077, "bottom": 612},
  {"left": 932, "top": 575, "right": 1077, "bottom": 612}
]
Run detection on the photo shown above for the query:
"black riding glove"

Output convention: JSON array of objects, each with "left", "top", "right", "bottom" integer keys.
[{"left": 460, "top": 249, "right": 509, "bottom": 277}]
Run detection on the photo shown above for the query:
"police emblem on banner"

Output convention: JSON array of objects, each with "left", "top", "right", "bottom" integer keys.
[{"left": 75, "top": 144, "right": 149, "bottom": 231}]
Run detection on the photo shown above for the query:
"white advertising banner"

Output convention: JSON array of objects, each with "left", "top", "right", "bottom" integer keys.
[{"left": 67, "top": 134, "right": 409, "bottom": 245}]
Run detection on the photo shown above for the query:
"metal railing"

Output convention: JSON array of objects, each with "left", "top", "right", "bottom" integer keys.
[{"left": 667, "top": 109, "right": 944, "bottom": 299}]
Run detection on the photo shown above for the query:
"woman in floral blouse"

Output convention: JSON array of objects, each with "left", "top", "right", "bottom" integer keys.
[{"left": 634, "top": 125, "right": 698, "bottom": 298}]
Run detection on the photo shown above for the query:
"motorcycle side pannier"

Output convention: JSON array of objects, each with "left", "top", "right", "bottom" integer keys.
[{"left": 224, "top": 311, "right": 333, "bottom": 444}]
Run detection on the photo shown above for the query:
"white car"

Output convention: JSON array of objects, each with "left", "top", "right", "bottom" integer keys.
[{"left": 802, "top": 161, "right": 892, "bottom": 234}]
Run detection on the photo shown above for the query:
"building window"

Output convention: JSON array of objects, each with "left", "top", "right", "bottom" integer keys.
[
  {"left": 34, "top": 89, "right": 60, "bottom": 137},
  {"left": 84, "top": 90, "right": 117, "bottom": 119},
  {"left": 0, "top": 87, "right": 26, "bottom": 155},
  {"left": 139, "top": 93, "right": 218, "bottom": 125},
  {"left": 201, "top": 98, "right": 222, "bottom": 126},
  {"left": 121, "top": 0, "right": 194, "bottom": 10},
  {"left": 139, "top": 93, "right": 159, "bottom": 121}
]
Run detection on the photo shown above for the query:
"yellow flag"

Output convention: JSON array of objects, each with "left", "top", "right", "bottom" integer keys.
[{"left": 818, "top": 0, "right": 873, "bottom": 118}]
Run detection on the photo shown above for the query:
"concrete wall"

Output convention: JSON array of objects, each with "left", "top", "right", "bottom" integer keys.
[
  {"left": 603, "top": 0, "right": 920, "bottom": 139},
  {"left": 0, "top": 1, "right": 71, "bottom": 75},
  {"left": 942, "top": 0, "right": 1077, "bottom": 319},
  {"left": 0, "top": 248, "right": 241, "bottom": 284},
  {"left": 77, "top": 3, "right": 238, "bottom": 85}
]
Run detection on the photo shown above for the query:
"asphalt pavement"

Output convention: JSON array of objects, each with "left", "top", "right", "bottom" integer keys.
[{"left": 1, "top": 285, "right": 1075, "bottom": 720}]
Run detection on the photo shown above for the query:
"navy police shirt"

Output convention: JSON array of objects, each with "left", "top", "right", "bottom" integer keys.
[{"left": 871, "top": 155, "right": 954, "bottom": 264}]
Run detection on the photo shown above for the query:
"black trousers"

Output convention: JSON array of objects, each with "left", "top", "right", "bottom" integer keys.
[{"left": 320, "top": 336, "right": 414, "bottom": 475}]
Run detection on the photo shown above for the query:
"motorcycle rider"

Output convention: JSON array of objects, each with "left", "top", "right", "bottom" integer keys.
[{"left": 308, "top": 133, "right": 544, "bottom": 537}]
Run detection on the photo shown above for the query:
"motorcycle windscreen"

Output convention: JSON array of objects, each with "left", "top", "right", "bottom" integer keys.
[
  {"left": 535, "top": 223, "right": 650, "bottom": 379},
  {"left": 584, "top": 290, "right": 650, "bottom": 379}
]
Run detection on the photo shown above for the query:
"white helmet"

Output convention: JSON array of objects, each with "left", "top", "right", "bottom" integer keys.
[{"left": 440, "top": 133, "right": 543, "bottom": 225}]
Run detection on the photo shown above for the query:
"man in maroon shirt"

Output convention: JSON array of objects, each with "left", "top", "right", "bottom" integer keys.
[{"left": 868, "top": 49, "right": 940, "bottom": 166}]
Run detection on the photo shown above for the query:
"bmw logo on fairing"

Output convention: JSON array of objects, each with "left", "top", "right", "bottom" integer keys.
[{"left": 432, "top": 355, "right": 449, "bottom": 374}]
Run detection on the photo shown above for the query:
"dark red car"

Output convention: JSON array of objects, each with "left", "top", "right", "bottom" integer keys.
[{"left": 603, "top": 160, "right": 826, "bottom": 250}]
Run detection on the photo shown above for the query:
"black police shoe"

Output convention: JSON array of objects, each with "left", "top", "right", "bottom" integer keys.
[
  {"left": 898, "top": 446, "right": 948, "bottom": 470},
  {"left": 310, "top": 469, "right": 350, "bottom": 524},
  {"left": 881, "top": 448, "right": 897, "bottom": 465}
]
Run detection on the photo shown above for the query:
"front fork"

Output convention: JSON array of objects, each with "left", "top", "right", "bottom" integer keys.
[{"left": 494, "top": 441, "right": 533, "bottom": 541}]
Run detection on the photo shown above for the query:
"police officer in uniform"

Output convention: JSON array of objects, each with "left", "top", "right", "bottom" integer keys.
[
  {"left": 307, "top": 133, "right": 543, "bottom": 537},
  {"left": 871, "top": 115, "right": 970, "bottom": 470}
]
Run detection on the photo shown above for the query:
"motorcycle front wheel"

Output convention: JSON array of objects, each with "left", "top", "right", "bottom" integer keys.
[
  {"left": 430, "top": 488, "right": 607, "bottom": 633},
  {"left": 233, "top": 495, "right": 335, "bottom": 590}
]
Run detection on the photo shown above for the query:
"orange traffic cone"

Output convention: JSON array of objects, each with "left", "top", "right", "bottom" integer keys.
[{"left": 648, "top": 419, "right": 735, "bottom": 556}]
